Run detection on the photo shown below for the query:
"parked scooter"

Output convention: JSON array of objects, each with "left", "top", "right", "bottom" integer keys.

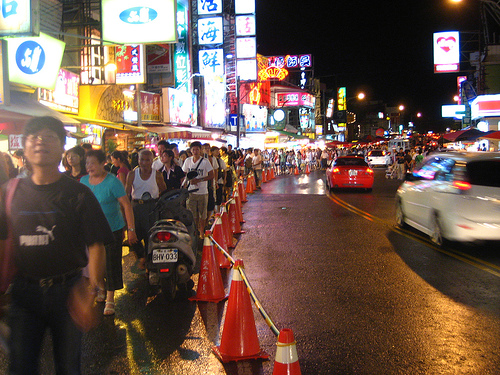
[{"left": 147, "top": 172, "right": 199, "bottom": 300}]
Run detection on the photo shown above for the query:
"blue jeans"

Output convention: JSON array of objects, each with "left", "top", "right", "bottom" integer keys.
[{"left": 8, "top": 274, "right": 83, "bottom": 375}]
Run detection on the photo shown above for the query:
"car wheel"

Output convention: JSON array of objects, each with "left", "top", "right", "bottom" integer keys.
[
  {"left": 430, "top": 213, "right": 444, "bottom": 247},
  {"left": 395, "top": 200, "right": 407, "bottom": 228}
]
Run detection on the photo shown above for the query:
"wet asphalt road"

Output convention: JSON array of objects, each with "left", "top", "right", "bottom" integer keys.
[{"left": 2, "top": 169, "right": 500, "bottom": 374}]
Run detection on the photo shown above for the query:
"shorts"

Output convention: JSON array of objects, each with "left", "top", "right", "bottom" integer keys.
[{"left": 187, "top": 193, "right": 209, "bottom": 221}]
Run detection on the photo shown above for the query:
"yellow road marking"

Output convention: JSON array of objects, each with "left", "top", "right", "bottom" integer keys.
[{"left": 328, "top": 192, "right": 500, "bottom": 278}]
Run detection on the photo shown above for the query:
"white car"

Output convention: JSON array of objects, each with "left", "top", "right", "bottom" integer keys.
[
  {"left": 366, "top": 149, "right": 391, "bottom": 167},
  {"left": 395, "top": 152, "right": 500, "bottom": 246}
]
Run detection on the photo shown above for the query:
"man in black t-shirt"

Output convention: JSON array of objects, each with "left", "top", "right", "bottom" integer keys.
[{"left": 0, "top": 116, "right": 113, "bottom": 374}]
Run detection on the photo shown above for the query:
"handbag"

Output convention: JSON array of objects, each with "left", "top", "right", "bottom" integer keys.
[{"left": 0, "top": 178, "right": 20, "bottom": 294}]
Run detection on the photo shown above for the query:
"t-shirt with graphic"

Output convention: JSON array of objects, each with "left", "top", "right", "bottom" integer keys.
[
  {"left": 0, "top": 175, "right": 113, "bottom": 279},
  {"left": 80, "top": 173, "right": 126, "bottom": 232},
  {"left": 182, "top": 156, "right": 213, "bottom": 195}
]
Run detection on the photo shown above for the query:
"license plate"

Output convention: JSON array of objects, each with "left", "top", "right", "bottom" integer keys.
[
  {"left": 349, "top": 170, "right": 358, "bottom": 176},
  {"left": 152, "top": 249, "right": 178, "bottom": 263}
]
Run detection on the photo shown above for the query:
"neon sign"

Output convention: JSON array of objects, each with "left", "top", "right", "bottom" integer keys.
[{"left": 259, "top": 65, "right": 288, "bottom": 81}]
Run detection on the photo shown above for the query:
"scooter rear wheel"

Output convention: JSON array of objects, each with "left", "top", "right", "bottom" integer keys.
[{"left": 160, "top": 277, "right": 177, "bottom": 302}]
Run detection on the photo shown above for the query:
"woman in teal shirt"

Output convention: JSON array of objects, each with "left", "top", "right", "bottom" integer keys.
[{"left": 81, "top": 150, "right": 137, "bottom": 315}]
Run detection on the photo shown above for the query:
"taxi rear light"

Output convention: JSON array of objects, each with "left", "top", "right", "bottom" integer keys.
[
  {"left": 156, "top": 232, "right": 172, "bottom": 242},
  {"left": 366, "top": 168, "right": 373, "bottom": 174},
  {"left": 453, "top": 181, "right": 471, "bottom": 190},
  {"left": 332, "top": 168, "right": 341, "bottom": 174}
]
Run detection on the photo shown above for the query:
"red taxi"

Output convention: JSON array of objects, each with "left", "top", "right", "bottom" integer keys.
[{"left": 326, "top": 156, "right": 374, "bottom": 192}]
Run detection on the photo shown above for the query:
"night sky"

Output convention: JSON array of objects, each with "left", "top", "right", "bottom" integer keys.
[{"left": 256, "top": 0, "right": 484, "bottom": 131}]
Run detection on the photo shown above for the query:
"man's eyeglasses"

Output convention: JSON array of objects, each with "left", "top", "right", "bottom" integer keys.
[{"left": 26, "top": 134, "right": 60, "bottom": 144}]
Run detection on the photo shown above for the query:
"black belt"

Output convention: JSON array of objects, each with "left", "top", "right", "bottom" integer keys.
[
  {"left": 22, "top": 268, "right": 82, "bottom": 288},
  {"left": 132, "top": 198, "right": 157, "bottom": 204}
]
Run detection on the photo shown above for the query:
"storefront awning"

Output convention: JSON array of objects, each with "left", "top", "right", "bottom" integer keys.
[
  {"left": 67, "top": 115, "right": 149, "bottom": 133},
  {"left": 145, "top": 125, "right": 213, "bottom": 140},
  {"left": 1, "top": 91, "right": 81, "bottom": 126}
]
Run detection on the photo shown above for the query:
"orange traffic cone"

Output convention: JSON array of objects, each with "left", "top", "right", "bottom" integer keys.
[
  {"left": 305, "top": 164, "right": 310, "bottom": 174},
  {"left": 213, "top": 260, "right": 269, "bottom": 362},
  {"left": 262, "top": 168, "right": 267, "bottom": 183},
  {"left": 238, "top": 179, "right": 248, "bottom": 203},
  {"left": 189, "top": 233, "right": 227, "bottom": 302},
  {"left": 270, "top": 168, "right": 276, "bottom": 179},
  {"left": 294, "top": 166, "right": 299, "bottom": 175},
  {"left": 272, "top": 328, "right": 302, "bottom": 374},
  {"left": 212, "top": 214, "right": 231, "bottom": 268},
  {"left": 233, "top": 190, "right": 245, "bottom": 224},
  {"left": 251, "top": 173, "right": 257, "bottom": 191},
  {"left": 267, "top": 168, "right": 272, "bottom": 181},
  {"left": 228, "top": 198, "right": 245, "bottom": 234},
  {"left": 246, "top": 175, "right": 254, "bottom": 194},
  {"left": 220, "top": 204, "right": 235, "bottom": 248}
]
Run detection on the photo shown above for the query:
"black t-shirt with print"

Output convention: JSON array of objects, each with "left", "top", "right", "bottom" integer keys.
[{"left": 0, "top": 175, "right": 113, "bottom": 278}]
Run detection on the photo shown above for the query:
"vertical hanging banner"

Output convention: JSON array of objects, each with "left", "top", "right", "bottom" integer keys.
[
  {"left": 198, "top": 0, "right": 222, "bottom": 15},
  {"left": 199, "top": 49, "right": 224, "bottom": 76},
  {"left": 102, "top": 0, "right": 177, "bottom": 44},
  {"left": 174, "top": 2, "right": 190, "bottom": 90},
  {"left": 198, "top": 17, "right": 223, "bottom": 45}
]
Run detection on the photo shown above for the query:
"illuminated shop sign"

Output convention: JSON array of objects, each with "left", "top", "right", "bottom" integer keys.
[
  {"left": 140, "top": 91, "right": 161, "bottom": 121},
  {"left": 0, "top": 0, "right": 39, "bottom": 36},
  {"left": 162, "top": 87, "right": 197, "bottom": 126},
  {"left": 277, "top": 92, "right": 315, "bottom": 108},
  {"left": 174, "top": 3, "right": 190, "bottom": 91},
  {"left": 147, "top": 44, "right": 171, "bottom": 73},
  {"left": 337, "top": 87, "right": 346, "bottom": 111},
  {"left": 7, "top": 32, "right": 65, "bottom": 90},
  {"left": 441, "top": 104, "right": 465, "bottom": 119},
  {"left": 237, "top": 59, "right": 257, "bottom": 81},
  {"left": 266, "top": 54, "right": 312, "bottom": 69},
  {"left": 80, "top": 124, "right": 104, "bottom": 146},
  {"left": 243, "top": 103, "right": 267, "bottom": 132},
  {"left": 471, "top": 94, "right": 500, "bottom": 119},
  {"left": 205, "top": 74, "right": 226, "bottom": 129},
  {"left": 258, "top": 65, "right": 288, "bottom": 81},
  {"left": 198, "top": 0, "right": 222, "bottom": 15},
  {"left": 236, "top": 37, "right": 256, "bottom": 58},
  {"left": 235, "top": 0, "right": 255, "bottom": 14},
  {"left": 38, "top": 68, "right": 79, "bottom": 114},
  {"left": 199, "top": 48, "right": 224, "bottom": 76},
  {"left": 102, "top": 0, "right": 177, "bottom": 44},
  {"left": 236, "top": 15, "right": 256, "bottom": 36},
  {"left": 433, "top": 31, "right": 460, "bottom": 73},
  {"left": 115, "top": 44, "right": 146, "bottom": 84},
  {"left": 198, "top": 17, "right": 223, "bottom": 45}
]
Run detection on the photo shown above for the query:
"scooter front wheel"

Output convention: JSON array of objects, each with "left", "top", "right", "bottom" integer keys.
[{"left": 160, "top": 277, "right": 177, "bottom": 302}]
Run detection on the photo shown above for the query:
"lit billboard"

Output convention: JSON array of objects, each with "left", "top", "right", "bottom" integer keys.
[
  {"left": 236, "top": 15, "right": 256, "bottom": 36},
  {"left": 38, "top": 68, "right": 79, "bottom": 114},
  {"left": 0, "top": 0, "right": 39, "bottom": 36},
  {"left": 434, "top": 31, "right": 460, "bottom": 73},
  {"left": 162, "top": 87, "right": 197, "bottom": 126},
  {"left": 115, "top": 44, "right": 146, "bottom": 84},
  {"left": 198, "top": 17, "right": 223, "bottom": 45},
  {"left": 102, "top": 0, "right": 177, "bottom": 44},
  {"left": 199, "top": 49, "right": 224, "bottom": 76},
  {"left": 7, "top": 32, "right": 65, "bottom": 90}
]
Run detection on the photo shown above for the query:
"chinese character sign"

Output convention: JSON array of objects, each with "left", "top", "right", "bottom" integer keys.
[
  {"left": 236, "top": 15, "right": 255, "bottom": 36},
  {"left": 236, "top": 37, "right": 256, "bottom": 59},
  {"left": 115, "top": 44, "right": 146, "bottom": 84},
  {"left": 198, "top": 0, "right": 221, "bottom": 15},
  {"left": 198, "top": 17, "right": 223, "bottom": 45},
  {"left": 199, "top": 49, "right": 224, "bottom": 76},
  {"left": 175, "top": 3, "right": 191, "bottom": 91},
  {"left": 0, "top": 0, "right": 38, "bottom": 35}
]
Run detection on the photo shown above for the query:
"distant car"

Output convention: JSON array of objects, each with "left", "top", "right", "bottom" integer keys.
[
  {"left": 366, "top": 149, "right": 391, "bottom": 167},
  {"left": 395, "top": 152, "right": 500, "bottom": 246},
  {"left": 326, "top": 156, "right": 374, "bottom": 192}
]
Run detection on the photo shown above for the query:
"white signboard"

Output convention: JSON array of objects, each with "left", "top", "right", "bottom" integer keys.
[
  {"left": 198, "top": 17, "right": 223, "bottom": 45},
  {"left": 237, "top": 59, "right": 257, "bottom": 81},
  {"left": 236, "top": 37, "right": 256, "bottom": 59},
  {"left": 235, "top": 0, "right": 255, "bottom": 14},
  {"left": 236, "top": 15, "right": 256, "bottom": 36},
  {"left": 198, "top": 0, "right": 222, "bottom": 15},
  {"left": 199, "top": 49, "right": 224, "bottom": 76},
  {"left": 434, "top": 31, "right": 460, "bottom": 73}
]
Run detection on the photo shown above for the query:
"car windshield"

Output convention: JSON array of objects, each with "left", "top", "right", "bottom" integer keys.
[
  {"left": 336, "top": 158, "right": 368, "bottom": 167},
  {"left": 466, "top": 160, "right": 500, "bottom": 187}
]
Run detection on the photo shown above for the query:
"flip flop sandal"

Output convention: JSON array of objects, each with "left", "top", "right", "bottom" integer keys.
[
  {"left": 96, "top": 289, "right": 106, "bottom": 303},
  {"left": 103, "top": 302, "right": 115, "bottom": 316}
]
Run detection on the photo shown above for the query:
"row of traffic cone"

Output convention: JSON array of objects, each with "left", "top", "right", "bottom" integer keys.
[{"left": 189, "top": 174, "right": 301, "bottom": 373}]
